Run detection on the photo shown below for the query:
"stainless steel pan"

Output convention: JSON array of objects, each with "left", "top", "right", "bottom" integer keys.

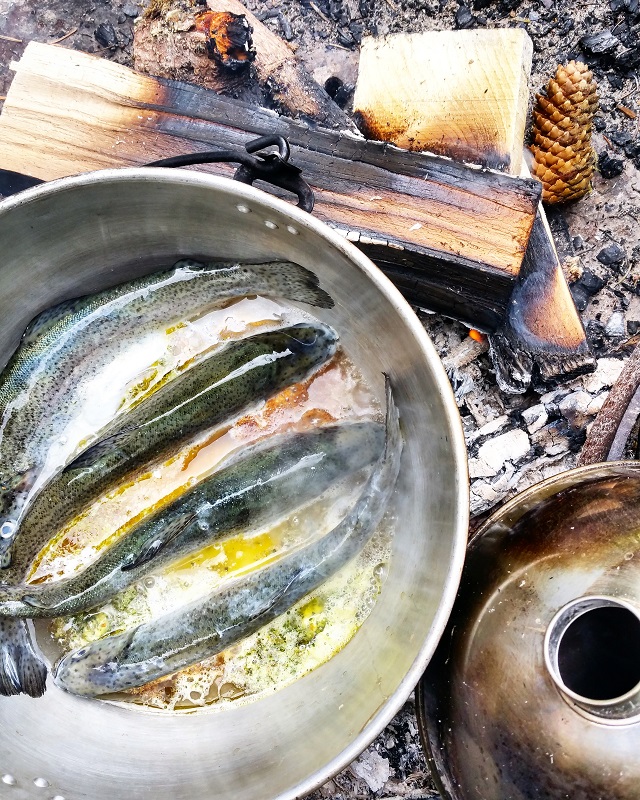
[{"left": 0, "top": 168, "right": 468, "bottom": 800}]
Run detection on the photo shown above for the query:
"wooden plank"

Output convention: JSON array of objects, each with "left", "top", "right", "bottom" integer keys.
[
  {"left": 0, "top": 42, "right": 541, "bottom": 331},
  {"left": 489, "top": 208, "right": 595, "bottom": 392},
  {"left": 205, "top": 0, "right": 357, "bottom": 131},
  {"left": 353, "top": 30, "right": 532, "bottom": 173},
  {"left": 353, "top": 30, "right": 594, "bottom": 388}
]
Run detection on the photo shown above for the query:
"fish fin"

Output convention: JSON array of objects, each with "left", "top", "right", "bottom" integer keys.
[
  {"left": 121, "top": 513, "right": 197, "bottom": 572},
  {"left": 69, "top": 428, "right": 136, "bottom": 471},
  {"left": 0, "top": 618, "right": 47, "bottom": 698}
]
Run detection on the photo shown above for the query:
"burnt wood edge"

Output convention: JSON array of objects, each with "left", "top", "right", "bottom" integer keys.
[
  {"left": 139, "top": 77, "right": 542, "bottom": 210},
  {"left": 361, "top": 246, "right": 511, "bottom": 331},
  {"left": 489, "top": 214, "right": 596, "bottom": 394}
]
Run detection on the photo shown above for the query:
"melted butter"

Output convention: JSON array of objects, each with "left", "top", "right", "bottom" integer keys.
[
  {"left": 167, "top": 530, "right": 279, "bottom": 575},
  {"left": 36, "top": 293, "right": 388, "bottom": 712}
]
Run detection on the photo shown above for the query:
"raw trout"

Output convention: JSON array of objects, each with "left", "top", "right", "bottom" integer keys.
[
  {"left": 0, "top": 322, "right": 336, "bottom": 698},
  {"left": 1, "top": 322, "right": 337, "bottom": 574},
  {"left": 0, "top": 260, "right": 333, "bottom": 554},
  {"left": 53, "top": 378, "right": 402, "bottom": 697},
  {"left": 0, "top": 421, "right": 384, "bottom": 619}
]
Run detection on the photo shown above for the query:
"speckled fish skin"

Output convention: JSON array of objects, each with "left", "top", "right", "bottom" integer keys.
[
  {"left": 0, "top": 259, "right": 334, "bottom": 558},
  {"left": 0, "top": 618, "right": 46, "bottom": 697},
  {"left": 0, "top": 420, "right": 384, "bottom": 619},
  {"left": 0, "top": 322, "right": 337, "bottom": 575},
  {"left": 53, "top": 379, "right": 402, "bottom": 698}
]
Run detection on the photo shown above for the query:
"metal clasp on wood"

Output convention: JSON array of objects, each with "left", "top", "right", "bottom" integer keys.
[{"left": 146, "top": 135, "right": 315, "bottom": 212}]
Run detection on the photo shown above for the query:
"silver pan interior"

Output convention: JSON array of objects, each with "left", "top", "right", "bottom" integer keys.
[{"left": 0, "top": 170, "right": 468, "bottom": 800}]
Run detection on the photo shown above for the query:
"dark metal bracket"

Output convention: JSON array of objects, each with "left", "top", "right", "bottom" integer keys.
[{"left": 146, "top": 134, "right": 315, "bottom": 212}]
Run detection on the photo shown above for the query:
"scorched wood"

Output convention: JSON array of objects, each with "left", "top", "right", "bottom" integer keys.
[{"left": 0, "top": 42, "right": 540, "bottom": 332}]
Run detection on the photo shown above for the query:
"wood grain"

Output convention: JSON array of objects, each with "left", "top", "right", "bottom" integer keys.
[
  {"left": 351, "top": 29, "right": 593, "bottom": 386},
  {"left": 353, "top": 29, "right": 533, "bottom": 173},
  {"left": 0, "top": 42, "right": 541, "bottom": 330}
]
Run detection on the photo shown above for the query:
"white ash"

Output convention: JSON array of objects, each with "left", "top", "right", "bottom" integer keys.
[
  {"left": 420, "top": 314, "right": 628, "bottom": 517},
  {"left": 306, "top": 697, "right": 439, "bottom": 800},
  {"left": 350, "top": 750, "right": 391, "bottom": 792},
  {"left": 521, "top": 404, "right": 548, "bottom": 434}
]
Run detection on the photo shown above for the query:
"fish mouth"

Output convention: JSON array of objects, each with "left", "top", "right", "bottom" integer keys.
[{"left": 282, "top": 323, "right": 338, "bottom": 357}]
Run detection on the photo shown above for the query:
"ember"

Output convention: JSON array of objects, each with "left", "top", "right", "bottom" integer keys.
[{"left": 195, "top": 10, "right": 255, "bottom": 70}]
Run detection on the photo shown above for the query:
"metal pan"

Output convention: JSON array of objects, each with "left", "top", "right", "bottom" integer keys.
[{"left": 0, "top": 167, "right": 467, "bottom": 800}]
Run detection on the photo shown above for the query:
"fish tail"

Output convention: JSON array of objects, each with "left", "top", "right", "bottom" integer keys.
[
  {"left": 258, "top": 261, "right": 335, "bottom": 309},
  {"left": 0, "top": 618, "right": 47, "bottom": 697}
]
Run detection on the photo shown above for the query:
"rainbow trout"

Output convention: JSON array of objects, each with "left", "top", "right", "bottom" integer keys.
[
  {"left": 0, "top": 322, "right": 336, "bottom": 574},
  {"left": 0, "top": 260, "right": 333, "bottom": 555},
  {"left": 0, "top": 421, "right": 384, "bottom": 619},
  {"left": 53, "top": 378, "right": 402, "bottom": 697},
  {"left": 0, "top": 322, "right": 336, "bottom": 698}
]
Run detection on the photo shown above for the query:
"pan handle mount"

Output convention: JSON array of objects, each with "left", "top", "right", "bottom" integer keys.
[{"left": 145, "top": 135, "right": 315, "bottom": 213}]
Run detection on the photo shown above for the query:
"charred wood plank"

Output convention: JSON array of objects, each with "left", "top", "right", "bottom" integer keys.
[
  {"left": 489, "top": 211, "right": 595, "bottom": 392},
  {"left": 353, "top": 30, "right": 533, "bottom": 173},
  {"left": 0, "top": 43, "right": 540, "bottom": 331},
  {"left": 134, "top": 0, "right": 358, "bottom": 133}
]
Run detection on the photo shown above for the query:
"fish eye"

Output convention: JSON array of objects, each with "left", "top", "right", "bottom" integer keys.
[{"left": 72, "top": 649, "right": 88, "bottom": 660}]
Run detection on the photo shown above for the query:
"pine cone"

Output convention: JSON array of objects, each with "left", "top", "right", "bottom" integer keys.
[{"left": 530, "top": 61, "right": 599, "bottom": 205}]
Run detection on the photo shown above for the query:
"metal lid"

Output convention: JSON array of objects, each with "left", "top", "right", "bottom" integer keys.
[{"left": 418, "top": 462, "right": 640, "bottom": 800}]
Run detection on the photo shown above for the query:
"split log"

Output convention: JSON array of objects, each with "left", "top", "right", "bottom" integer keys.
[
  {"left": 134, "top": 0, "right": 357, "bottom": 133},
  {"left": 0, "top": 42, "right": 540, "bottom": 332},
  {"left": 354, "top": 30, "right": 594, "bottom": 389},
  {"left": 353, "top": 30, "right": 532, "bottom": 173}
]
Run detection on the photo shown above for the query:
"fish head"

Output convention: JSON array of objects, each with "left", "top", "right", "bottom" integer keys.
[
  {"left": 53, "top": 630, "right": 136, "bottom": 697},
  {"left": 276, "top": 322, "right": 338, "bottom": 372}
]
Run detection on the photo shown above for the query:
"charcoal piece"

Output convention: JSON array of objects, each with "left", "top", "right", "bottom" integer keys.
[
  {"left": 570, "top": 270, "right": 605, "bottom": 311},
  {"left": 123, "top": 2, "right": 139, "bottom": 17},
  {"left": 593, "top": 115, "right": 607, "bottom": 131},
  {"left": 280, "top": 14, "right": 294, "bottom": 41},
  {"left": 596, "top": 242, "right": 626, "bottom": 265},
  {"left": 615, "top": 48, "right": 640, "bottom": 70},
  {"left": 580, "top": 29, "right": 620, "bottom": 55},
  {"left": 95, "top": 22, "right": 118, "bottom": 48},
  {"left": 598, "top": 151, "right": 625, "bottom": 178},
  {"left": 337, "top": 30, "right": 355, "bottom": 47},
  {"left": 608, "top": 72, "right": 624, "bottom": 89},
  {"left": 610, "top": 129, "right": 634, "bottom": 146},
  {"left": 586, "top": 319, "right": 607, "bottom": 354},
  {"left": 624, "top": 140, "right": 640, "bottom": 165},
  {"left": 328, "top": 0, "right": 350, "bottom": 24},
  {"left": 349, "top": 21, "right": 364, "bottom": 43},
  {"left": 455, "top": 4, "right": 476, "bottom": 27},
  {"left": 324, "top": 76, "right": 352, "bottom": 108},
  {"left": 610, "top": 0, "right": 640, "bottom": 12},
  {"left": 557, "top": 18, "right": 575, "bottom": 35},
  {"left": 628, "top": 320, "right": 640, "bottom": 335}
]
